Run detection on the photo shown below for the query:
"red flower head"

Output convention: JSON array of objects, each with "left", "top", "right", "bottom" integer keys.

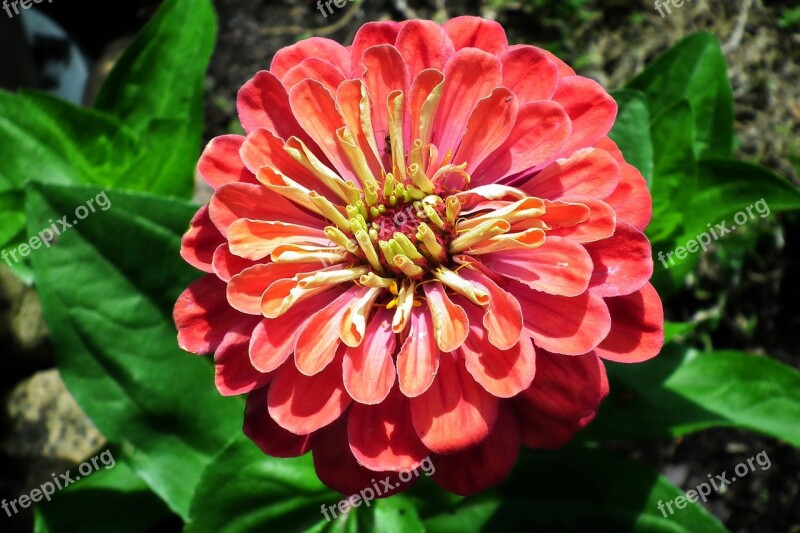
[{"left": 174, "top": 16, "right": 664, "bottom": 496}]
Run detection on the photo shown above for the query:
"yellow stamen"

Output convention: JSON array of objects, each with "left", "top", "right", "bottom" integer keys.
[
  {"left": 434, "top": 266, "right": 490, "bottom": 306},
  {"left": 449, "top": 219, "right": 510, "bottom": 253}
]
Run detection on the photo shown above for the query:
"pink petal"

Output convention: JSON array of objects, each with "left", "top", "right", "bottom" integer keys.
[
  {"left": 295, "top": 286, "right": 365, "bottom": 376},
  {"left": 603, "top": 159, "right": 653, "bottom": 231},
  {"left": 351, "top": 21, "right": 402, "bottom": 74},
  {"left": 267, "top": 351, "right": 351, "bottom": 435},
  {"left": 245, "top": 386, "right": 313, "bottom": 457},
  {"left": 423, "top": 282, "right": 469, "bottom": 352},
  {"left": 545, "top": 196, "right": 616, "bottom": 244},
  {"left": 408, "top": 68, "right": 445, "bottom": 147},
  {"left": 212, "top": 244, "right": 262, "bottom": 282},
  {"left": 460, "top": 302, "right": 536, "bottom": 398},
  {"left": 482, "top": 236, "right": 593, "bottom": 297},
  {"left": 511, "top": 280, "right": 612, "bottom": 355},
  {"left": 455, "top": 87, "right": 518, "bottom": 174},
  {"left": 431, "top": 404, "right": 520, "bottom": 496},
  {"left": 214, "top": 321, "right": 270, "bottom": 396},
  {"left": 500, "top": 46, "right": 559, "bottom": 103},
  {"left": 343, "top": 308, "right": 397, "bottom": 405},
  {"left": 551, "top": 76, "right": 617, "bottom": 158},
  {"left": 270, "top": 37, "right": 351, "bottom": 80},
  {"left": 473, "top": 101, "right": 571, "bottom": 184},
  {"left": 396, "top": 20, "right": 455, "bottom": 80},
  {"left": 197, "top": 135, "right": 256, "bottom": 189},
  {"left": 237, "top": 71, "right": 308, "bottom": 141},
  {"left": 239, "top": 127, "right": 326, "bottom": 194},
  {"left": 226, "top": 263, "right": 317, "bottom": 315},
  {"left": 174, "top": 275, "right": 246, "bottom": 354},
  {"left": 281, "top": 57, "right": 345, "bottom": 94},
  {"left": 536, "top": 46, "right": 576, "bottom": 76},
  {"left": 584, "top": 221, "right": 652, "bottom": 297},
  {"left": 459, "top": 269, "right": 523, "bottom": 350},
  {"left": 361, "top": 44, "right": 410, "bottom": 158},
  {"left": 181, "top": 206, "right": 224, "bottom": 273},
  {"left": 348, "top": 387, "right": 429, "bottom": 472},
  {"left": 593, "top": 282, "right": 664, "bottom": 363},
  {"left": 442, "top": 16, "right": 508, "bottom": 55},
  {"left": 227, "top": 219, "right": 329, "bottom": 261},
  {"left": 433, "top": 48, "right": 502, "bottom": 156},
  {"left": 519, "top": 147, "right": 620, "bottom": 200},
  {"left": 397, "top": 306, "right": 440, "bottom": 397},
  {"left": 410, "top": 353, "right": 499, "bottom": 454},
  {"left": 336, "top": 80, "right": 383, "bottom": 176}
]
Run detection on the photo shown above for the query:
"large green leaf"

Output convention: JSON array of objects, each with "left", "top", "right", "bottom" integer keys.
[
  {"left": 33, "top": 458, "right": 175, "bottom": 533},
  {"left": 421, "top": 448, "right": 726, "bottom": 532},
  {"left": 583, "top": 344, "right": 800, "bottom": 447},
  {"left": 26, "top": 182, "right": 244, "bottom": 519},
  {"left": 609, "top": 89, "right": 654, "bottom": 185},
  {"left": 628, "top": 32, "right": 733, "bottom": 158}
]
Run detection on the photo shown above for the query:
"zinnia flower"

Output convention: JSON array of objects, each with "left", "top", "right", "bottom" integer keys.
[{"left": 174, "top": 16, "right": 664, "bottom": 496}]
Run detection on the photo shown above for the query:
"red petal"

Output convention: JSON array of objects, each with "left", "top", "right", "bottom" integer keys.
[
  {"left": 239, "top": 127, "right": 324, "bottom": 193},
  {"left": 511, "top": 280, "right": 611, "bottom": 355},
  {"left": 267, "top": 351, "right": 351, "bottom": 435},
  {"left": 482, "top": 236, "right": 593, "bottom": 297},
  {"left": 500, "top": 46, "right": 558, "bottom": 103},
  {"left": 270, "top": 37, "right": 351, "bottom": 80},
  {"left": 433, "top": 48, "right": 502, "bottom": 155},
  {"left": 423, "top": 282, "right": 469, "bottom": 352},
  {"left": 245, "top": 386, "right": 312, "bottom": 457},
  {"left": 351, "top": 21, "right": 402, "bottom": 74},
  {"left": 545, "top": 196, "right": 616, "bottom": 244},
  {"left": 181, "top": 206, "right": 224, "bottom": 273},
  {"left": 584, "top": 221, "right": 652, "bottom": 297},
  {"left": 227, "top": 219, "right": 329, "bottom": 261},
  {"left": 397, "top": 306, "right": 440, "bottom": 397},
  {"left": 237, "top": 71, "right": 307, "bottom": 141},
  {"left": 408, "top": 68, "right": 445, "bottom": 147},
  {"left": 514, "top": 398, "right": 596, "bottom": 449},
  {"left": 348, "top": 387, "right": 429, "bottom": 472},
  {"left": 410, "top": 353, "right": 499, "bottom": 454},
  {"left": 455, "top": 87, "right": 518, "bottom": 174},
  {"left": 212, "top": 244, "right": 262, "bottom": 282},
  {"left": 604, "top": 161, "right": 653, "bottom": 232},
  {"left": 396, "top": 20, "right": 455, "bottom": 80},
  {"left": 226, "top": 263, "right": 317, "bottom": 315},
  {"left": 459, "top": 269, "right": 523, "bottom": 350},
  {"left": 281, "top": 57, "right": 345, "bottom": 94},
  {"left": 551, "top": 76, "right": 617, "bottom": 158},
  {"left": 174, "top": 275, "right": 245, "bottom": 354},
  {"left": 593, "top": 282, "right": 664, "bottom": 363},
  {"left": 343, "top": 308, "right": 397, "bottom": 405},
  {"left": 442, "top": 16, "right": 508, "bottom": 55},
  {"left": 519, "top": 147, "right": 620, "bottom": 200},
  {"left": 431, "top": 404, "right": 520, "bottom": 496},
  {"left": 214, "top": 320, "right": 270, "bottom": 396},
  {"left": 460, "top": 303, "right": 536, "bottom": 398},
  {"left": 537, "top": 46, "right": 576, "bottom": 76},
  {"left": 197, "top": 135, "right": 256, "bottom": 189},
  {"left": 362, "top": 44, "right": 410, "bottom": 158},
  {"left": 473, "top": 101, "right": 571, "bottom": 184}
]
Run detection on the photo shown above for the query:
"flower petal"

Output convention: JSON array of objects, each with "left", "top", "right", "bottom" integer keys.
[
  {"left": 584, "top": 221, "right": 652, "bottom": 297},
  {"left": 511, "top": 280, "right": 611, "bottom": 355},
  {"left": 174, "top": 275, "right": 246, "bottom": 354},
  {"left": 593, "top": 282, "right": 664, "bottom": 363},
  {"left": 423, "top": 282, "right": 469, "bottom": 352},
  {"left": 245, "top": 386, "right": 313, "bottom": 457},
  {"left": 545, "top": 196, "right": 616, "bottom": 244},
  {"left": 431, "top": 404, "right": 519, "bottom": 496},
  {"left": 197, "top": 135, "right": 256, "bottom": 189},
  {"left": 227, "top": 263, "right": 317, "bottom": 315},
  {"left": 237, "top": 71, "right": 308, "bottom": 141},
  {"left": 343, "top": 308, "right": 397, "bottom": 405},
  {"left": 361, "top": 44, "right": 410, "bottom": 158},
  {"left": 267, "top": 351, "right": 351, "bottom": 435},
  {"left": 519, "top": 147, "right": 620, "bottom": 200},
  {"left": 227, "top": 219, "right": 329, "bottom": 261},
  {"left": 455, "top": 87, "right": 518, "bottom": 174},
  {"left": 442, "top": 16, "right": 508, "bottom": 55},
  {"left": 213, "top": 318, "right": 268, "bottom": 396},
  {"left": 181, "top": 206, "right": 223, "bottom": 273},
  {"left": 500, "top": 46, "right": 558, "bottom": 103},
  {"left": 397, "top": 306, "right": 440, "bottom": 397},
  {"left": 603, "top": 159, "right": 653, "bottom": 231},
  {"left": 348, "top": 387, "right": 429, "bottom": 472},
  {"left": 270, "top": 37, "right": 351, "bottom": 80},
  {"left": 396, "top": 20, "right": 455, "bottom": 80},
  {"left": 351, "top": 21, "right": 402, "bottom": 73},
  {"left": 410, "top": 353, "right": 499, "bottom": 454},
  {"left": 551, "top": 76, "right": 617, "bottom": 158},
  {"left": 281, "top": 57, "right": 345, "bottom": 94},
  {"left": 459, "top": 269, "right": 523, "bottom": 350},
  {"left": 212, "top": 244, "right": 262, "bottom": 282}
]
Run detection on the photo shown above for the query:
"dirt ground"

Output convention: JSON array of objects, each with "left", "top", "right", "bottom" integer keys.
[{"left": 1, "top": 0, "right": 798, "bottom": 531}]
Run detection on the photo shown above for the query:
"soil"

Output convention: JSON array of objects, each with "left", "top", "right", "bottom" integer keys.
[{"left": 1, "top": 0, "right": 798, "bottom": 531}]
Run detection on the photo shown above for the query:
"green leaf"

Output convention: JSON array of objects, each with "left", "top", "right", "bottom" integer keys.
[
  {"left": 583, "top": 344, "right": 800, "bottom": 447},
  {"left": 609, "top": 89, "right": 653, "bottom": 185},
  {"left": 422, "top": 448, "right": 726, "bottom": 532},
  {"left": 33, "top": 458, "right": 175, "bottom": 533},
  {"left": 186, "top": 436, "right": 336, "bottom": 533},
  {"left": 628, "top": 32, "right": 734, "bottom": 158},
  {"left": 25, "top": 182, "right": 244, "bottom": 519}
]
